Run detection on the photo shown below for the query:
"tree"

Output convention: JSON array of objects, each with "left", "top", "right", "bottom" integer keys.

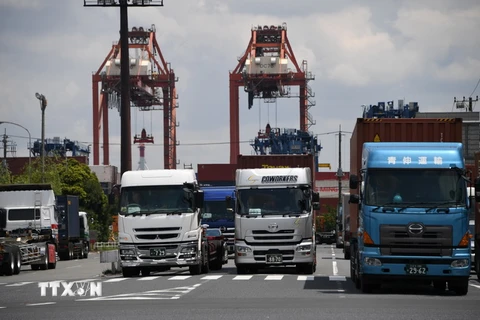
[{"left": 315, "top": 204, "right": 337, "bottom": 232}]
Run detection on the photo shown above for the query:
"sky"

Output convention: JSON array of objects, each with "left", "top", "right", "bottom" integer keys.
[{"left": 0, "top": 0, "right": 479, "bottom": 176}]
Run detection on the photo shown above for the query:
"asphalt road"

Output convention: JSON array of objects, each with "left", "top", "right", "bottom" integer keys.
[{"left": 1, "top": 245, "right": 479, "bottom": 319}]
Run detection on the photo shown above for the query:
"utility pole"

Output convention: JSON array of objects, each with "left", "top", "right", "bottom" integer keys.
[
  {"left": 454, "top": 96, "right": 479, "bottom": 112},
  {"left": 84, "top": 0, "right": 164, "bottom": 176},
  {"left": 335, "top": 125, "right": 345, "bottom": 219}
]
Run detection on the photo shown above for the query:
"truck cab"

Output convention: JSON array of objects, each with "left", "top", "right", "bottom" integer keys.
[
  {"left": 233, "top": 167, "right": 319, "bottom": 274},
  {"left": 349, "top": 142, "right": 471, "bottom": 295},
  {"left": 118, "top": 169, "right": 208, "bottom": 277},
  {"left": 201, "top": 186, "right": 236, "bottom": 254}
]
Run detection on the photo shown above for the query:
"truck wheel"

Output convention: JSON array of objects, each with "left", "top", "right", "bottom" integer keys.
[
  {"left": 201, "top": 246, "right": 210, "bottom": 274},
  {"left": 2, "top": 251, "right": 14, "bottom": 276},
  {"left": 68, "top": 243, "right": 74, "bottom": 260},
  {"left": 296, "top": 263, "right": 314, "bottom": 275},
  {"left": 122, "top": 267, "right": 140, "bottom": 277},
  {"left": 39, "top": 247, "right": 49, "bottom": 270},
  {"left": 189, "top": 264, "right": 201, "bottom": 275},
  {"left": 448, "top": 279, "right": 469, "bottom": 296},
  {"left": 83, "top": 243, "right": 89, "bottom": 259},
  {"left": 79, "top": 245, "right": 85, "bottom": 260},
  {"left": 13, "top": 248, "right": 22, "bottom": 275}
]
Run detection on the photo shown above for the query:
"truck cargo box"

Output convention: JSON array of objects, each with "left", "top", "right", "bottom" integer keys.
[
  {"left": 349, "top": 118, "right": 463, "bottom": 238},
  {"left": 56, "top": 195, "right": 80, "bottom": 239}
]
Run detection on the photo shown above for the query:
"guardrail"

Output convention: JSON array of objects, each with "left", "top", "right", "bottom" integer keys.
[{"left": 93, "top": 242, "right": 119, "bottom": 251}]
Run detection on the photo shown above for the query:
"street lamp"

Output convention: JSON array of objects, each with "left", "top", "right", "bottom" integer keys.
[
  {"left": 35, "top": 92, "right": 47, "bottom": 183},
  {"left": 0, "top": 121, "right": 32, "bottom": 183},
  {"left": 84, "top": 0, "right": 164, "bottom": 176}
]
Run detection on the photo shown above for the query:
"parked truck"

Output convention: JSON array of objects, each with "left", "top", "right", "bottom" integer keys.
[
  {"left": 117, "top": 169, "right": 209, "bottom": 277},
  {"left": 55, "top": 195, "right": 90, "bottom": 260},
  {"left": 201, "top": 186, "right": 236, "bottom": 254},
  {"left": 472, "top": 151, "right": 480, "bottom": 279},
  {"left": 232, "top": 154, "right": 320, "bottom": 274},
  {"left": 349, "top": 141, "right": 471, "bottom": 295},
  {"left": 336, "top": 192, "right": 349, "bottom": 249},
  {"left": 0, "top": 184, "right": 57, "bottom": 275}
]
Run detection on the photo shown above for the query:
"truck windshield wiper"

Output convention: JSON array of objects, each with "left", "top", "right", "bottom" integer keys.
[
  {"left": 425, "top": 202, "right": 462, "bottom": 213},
  {"left": 372, "top": 203, "right": 398, "bottom": 212},
  {"left": 397, "top": 202, "right": 459, "bottom": 213}
]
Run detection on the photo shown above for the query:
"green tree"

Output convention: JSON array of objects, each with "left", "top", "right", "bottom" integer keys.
[
  {"left": 0, "top": 163, "right": 12, "bottom": 184},
  {"left": 316, "top": 204, "right": 337, "bottom": 232}
]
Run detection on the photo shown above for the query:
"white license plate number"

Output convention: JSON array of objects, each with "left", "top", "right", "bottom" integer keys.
[
  {"left": 266, "top": 254, "right": 283, "bottom": 264},
  {"left": 405, "top": 264, "right": 427, "bottom": 275},
  {"left": 150, "top": 248, "right": 166, "bottom": 257}
]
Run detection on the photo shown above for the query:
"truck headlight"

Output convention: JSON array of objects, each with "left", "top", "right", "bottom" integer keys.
[
  {"left": 364, "top": 257, "right": 382, "bottom": 266},
  {"left": 181, "top": 246, "right": 197, "bottom": 254},
  {"left": 451, "top": 259, "right": 469, "bottom": 268},
  {"left": 236, "top": 246, "right": 252, "bottom": 253},
  {"left": 296, "top": 244, "right": 312, "bottom": 252}
]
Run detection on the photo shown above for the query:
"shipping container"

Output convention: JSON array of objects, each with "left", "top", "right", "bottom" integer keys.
[
  {"left": 197, "top": 163, "right": 237, "bottom": 182},
  {"left": 89, "top": 165, "right": 119, "bottom": 184},
  {"left": 237, "top": 154, "right": 315, "bottom": 184},
  {"left": 349, "top": 117, "right": 464, "bottom": 240}
]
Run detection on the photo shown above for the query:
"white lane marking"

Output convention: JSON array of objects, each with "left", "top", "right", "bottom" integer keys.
[
  {"left": 233, "top": 275, "right": 252, "bottom": 280},
  {"left": 168, "top": 276, "right": 191, "bottom": 280},
  {"left": 103, "top": 278, "right": 128, "bottom": 283},
  {"left": 265, "top": 275, "right": 283, "bottom": 280},
  {"left": 26, "top": 302, "right": 56, "bottom": 306},
  {"left": 138, "top": 276, "right": 160, "bottom": 281},
  {"left": 201, "top": 275, "right": 223, "bottom": 280},
  {"left": 297, "top": 276, "right": 315, "bottom": 281},
  {"left": 66, "top": 265, "right": 81, "bottom": 269},
  {"left": 469, "top": 283, "right": 480, "bottom": 289},
  {"left": 329, "top": 275, "right": 346, "bottom": 281},
  {"left": 6, "top": 282, "right": 34, "bottom": 287}
]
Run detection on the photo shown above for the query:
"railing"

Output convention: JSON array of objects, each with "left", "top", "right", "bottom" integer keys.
[{"left": 93, "top": 242, "right": 119, "bottom": 251}]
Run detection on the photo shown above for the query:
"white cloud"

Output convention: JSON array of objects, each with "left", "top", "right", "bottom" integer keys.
[{"left": 0, "top": 0, "right": 479, "bottom": 176}]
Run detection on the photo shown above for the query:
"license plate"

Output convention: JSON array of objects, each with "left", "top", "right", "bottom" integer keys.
[
  {"left": 405, "top": 264, "right": 428, "bottom": 275},
  {"left": 150, "top": 248, "right": 166, "bottom": 257},
  {"left": 266, "top": 254, "right": 283, "bottom": 264}
]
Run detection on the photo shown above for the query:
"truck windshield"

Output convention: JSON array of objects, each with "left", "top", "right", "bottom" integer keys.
[
  {"left": 119, "top": 186, "right": 194, "bottom": 215},
  {"left": 364, "top": 169, "right": 466, "bottom": 207},
  {"left": 237, "top": 188, "right": 308, "bottom": 215},
  {"left": 203, "top": 200, "right": 234, "bottom": 222}
]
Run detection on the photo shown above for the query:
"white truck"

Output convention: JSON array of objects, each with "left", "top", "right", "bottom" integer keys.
[
  {"left": 0, "top": 184, "right": 57, "bottom": 276},
  {"left": 118, "top": 169, "right": 209, "bottom": 277},
  {"left": 232, "top": 167, "right": 320, "bottom": 274}
]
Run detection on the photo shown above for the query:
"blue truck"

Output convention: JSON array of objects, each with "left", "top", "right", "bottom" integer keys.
[
  {"left": 349, "top": 142, "right": 472, "bottom": 295},
  {"left": 201, "top": 186, "right": 236, "bottom": 254}
]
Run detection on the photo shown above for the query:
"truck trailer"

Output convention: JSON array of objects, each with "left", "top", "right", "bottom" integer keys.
[
  {"left": 56, "top": 195, "right": 90, "bottom": 260},
  {"left": 232, "top": 154, "right": 320, "bottom": 274},
  {"left": 117, "top": 169, "right": 209, "bottom": 277},
  {"left": 349, "top": 141, "right": 471, "bottom": 295},
  {"left": 0, "top": 184, "right": 57, "bottom": 276}
]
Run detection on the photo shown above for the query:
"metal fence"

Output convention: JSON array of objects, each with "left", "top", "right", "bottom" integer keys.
[{"left": 93, "top": 242, "right": 119, "bottom": 251}]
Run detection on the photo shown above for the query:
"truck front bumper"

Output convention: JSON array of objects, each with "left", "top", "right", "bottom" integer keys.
[
  {"left": 119, "top": 242, "right": 201, "bottom": 268},
  {"left": 234, "top": 240, "right": 315, "bottom": 266},
  {"left": 360, "top": 249, "right": 471, "bottom": 279}
]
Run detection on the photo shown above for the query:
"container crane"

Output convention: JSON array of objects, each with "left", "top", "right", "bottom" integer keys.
[
  {"left": 362, "top": 100, "right": 419, "bottom": 119},
  {"left": 229, "top": 23, "right": 316, "bottom": 164}
]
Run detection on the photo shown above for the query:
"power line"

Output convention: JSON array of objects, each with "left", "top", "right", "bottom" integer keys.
[{"left": 470, "top": 77, "right": 480, "bottom": 97}]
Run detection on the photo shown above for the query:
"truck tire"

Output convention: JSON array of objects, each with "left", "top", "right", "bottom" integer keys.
[
  {"left": 201, "top": 245, "right": 210, "bottom": 274},
  {"left": 189, "top": 264, "right": 201, "bottom": 275},
  {"left": 13, "top": 247, "right": 22, "bottom": 275},
  {"left": 83, "top": 243, "right": 89, "bottom": 259},
  {"left": 122, "top": 267, "right": 140, "bottom": 277},
  {"left": 2, "top": 250, "right": 14, "bottom": 276},
  {"left": 39, "top": 246, "right": 49, "bottom": 270},
  {"left": 448, "top": 279, "right": 469, "bottom": 296}
]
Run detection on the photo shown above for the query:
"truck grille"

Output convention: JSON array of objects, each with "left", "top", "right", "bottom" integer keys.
[
  {"left": 246, "top": 229, "right": 301, "bottom": 246},
  {"left": 135, "top": 234, "right": 179, "bottom": 240},
  {"left": 379, "top": 224, "right": 452, "bottom": 256}
]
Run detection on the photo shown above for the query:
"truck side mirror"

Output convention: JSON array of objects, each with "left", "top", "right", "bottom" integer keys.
[
  {"left": 195, "top": 190, "right": 204, "bottom": 209},
  {"left": 349, "top": 194, "right": 360, "bottom": 204},
  {"left": 312, "top": 202, "right": 320, "bottom": 210},
  {"left": 312, "top": 192, "right": 320, "bottom": 203},
  {"left": 225, "top": 196, "right": 233, "bottom": 210},
  {"left": 475, "top": 177, "right": 480, "bottom": 202},
  {"left": 349, "top": 174, "right": 359, "bottom": 189}
]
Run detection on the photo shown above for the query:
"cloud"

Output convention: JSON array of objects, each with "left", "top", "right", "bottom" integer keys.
[{"left": 0, "top": 0, "right": 479, "bottom": 176}]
